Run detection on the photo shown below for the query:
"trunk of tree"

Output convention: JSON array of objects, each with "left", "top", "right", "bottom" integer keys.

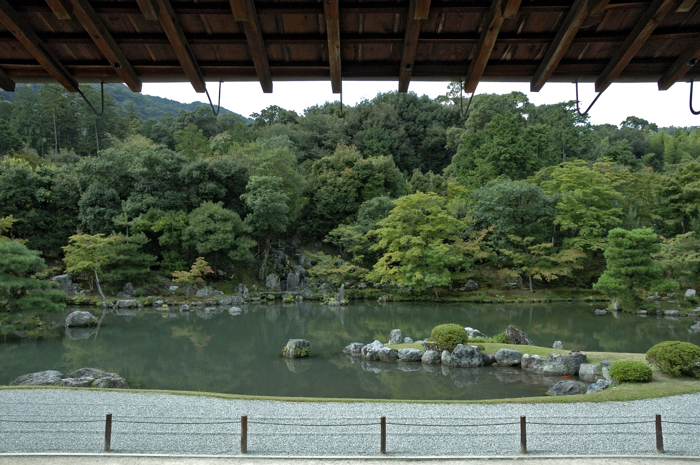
[
  {"left": 258, "top": 236, "right": 271, "bottom": 281},
  {"left": 93, "top": 268, "right": 106, "bottom": 302},
  {"left": 433, "top": 286, "right": 439, "bottom": 299},
  {"left": 529, "top": 275, "right": 534, "bottom": 293},
  {"left": 52, "top": 109, "right": 58, "bottom": 154},
  {"left": 94, "top": 121, "right": 100, "bottom": 155}
]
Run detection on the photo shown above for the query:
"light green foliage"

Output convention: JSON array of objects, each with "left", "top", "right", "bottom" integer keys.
[
  {"left": 594, "top": 228, "right": 678, "bottom": 300},
  {"left": 657, "top": 161, "right": 700, "bottom": 236},
  {"left": 174, "top": 123, "right": 211, "bottom": 160},
  {"left": 63, "top": 233, "right": 121, "bottom": 301},
  {"left": 0, "top": 215, "right": 17, "bottom": 240},
  {"left": 654, "top": 232, "right": 700, "bottom": 288},
  {"left": 367, "top": 192, "right": 491, "bottom": 297},
  {"left": 609, "top": 361, "right": 652, "bottom": 383},
  {"left": 101, "top": 232, "right": 157, "bottom": 288},
  {"left": 430, "top": 324, "right": 469, "bottom": 352},
  {"left": 646, "top": 341, "right": 700, "bottom": 378},
  {"left": 407, "top": 169, "right": 447, "bottom": 195},
  {"left": 306, "top": 250, "right": 369, "bottom": 286},
  {"left": 172, "top": 257, "right": 214, "bottom": 298}
]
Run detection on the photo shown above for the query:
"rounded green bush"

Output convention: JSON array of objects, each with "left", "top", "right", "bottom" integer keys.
[
  {"left": 646, "top": 341, "right": 700, "bottom": 378},
  {"left": 430, "top": 324, "right": 468, "bottom": 352},
  {"left": 608, "top": 360, "right": 652, "bottom": 383}
]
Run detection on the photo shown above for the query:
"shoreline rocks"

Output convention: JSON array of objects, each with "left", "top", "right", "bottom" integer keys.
[
  {"left": 11, "top": 368, "right": 129, "bottom": 389},
  {"left": 282, "top": 339, "right": 311, "bottom": 358},
  {"left": 65, "top": 311, "right": 97, "bottom": 328}
]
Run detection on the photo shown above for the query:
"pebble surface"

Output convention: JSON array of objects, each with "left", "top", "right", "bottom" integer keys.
[{"left": 1, "top": 389, "right": 700, "bottom": 457}]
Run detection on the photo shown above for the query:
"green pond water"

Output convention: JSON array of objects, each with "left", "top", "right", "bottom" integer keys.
[{"left": 2, "top": 301, "right": 699, "bottom": 400}]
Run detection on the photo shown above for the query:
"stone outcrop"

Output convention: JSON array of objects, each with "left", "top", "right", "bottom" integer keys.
[
  {"left": 361, "top": 340, "right": 385, "bottom": 361},
  {"left": 52, "top": 274, "right": 78, "bottom": 295},
  {"left": 398, "top": 348, "right": 423, "bottom": 362},
  {"left": 282, "top": 339, "right": 311, "bottom": 358},
  {"left": 421, "top": 350, "right": 441, "bottom": 365},
  {"left": 579, "top": 363, "right": 603, "bottom": 382},
  {"left": 389, "top": 329, "right": 402, "bottom": 345},
  {"left": 495, "top": 348, "right": 523, "bottom": 366},
  {"left": 116, "top": 282, "right": 134, "bottom": 298},
  {"left": 459, "top": 279, "right": 479, "bottom": 292},
  {"left": 504, "top": 325, "right": 533, "bottom": 345},
  {"left": 442, "top": 344, "right": 484, "bottom": 368},
  {"left": 11, "top": 368, "right": 128, "bottom": 389},
  {"left": 521, "top": 350, "right": 587, "bottom": 376},
  {"left": 195, "top": 286, "right": 216, "bottom": 298},
  {"left": 343, "top": 342, "right": 364, "bottom": 357},
  {"left": 378, "top": 347, "right": 399, "bottom": 362},
  {"left": 65, "top": 311, "right": 97, "bottom": 328},
  {"left": 547, "top": 380, "right": 588, "bottom": 396},
  {"left": 465, "top": 327, "right": 486, "bottom": 338},
  {"left": 11, "top": 370, "right": 64, "bottom": 386},
  {"left": 553, "top": 341, "right": 564, "bottom": 350}
]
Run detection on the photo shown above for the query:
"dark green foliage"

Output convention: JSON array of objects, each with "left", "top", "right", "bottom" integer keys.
[
  {"left": 430, "top": 324, "right": 469, "bottom": 352},
  {"left": 646, "top": 341, "right": 700, "bottom": 378},
  {"left": 609, "top": 361, "right": 652, "bottom": 382},
  {"left": 101, "top": 233, "right": 157, "bottom": 288}
]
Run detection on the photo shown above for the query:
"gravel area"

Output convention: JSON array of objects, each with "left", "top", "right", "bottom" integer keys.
[{"left": 1, "top": 390, "right": 700, "bottom": 457}]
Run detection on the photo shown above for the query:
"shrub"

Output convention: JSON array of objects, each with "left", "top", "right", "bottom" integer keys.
[
  {"left": 609, "top": 361, "right": 652, "bottom": 383},
  {"left": 491, "top": 332, "right": 508, "bottom": 344},
  {"left": 646, "top": 341, "right": 700, "bottom": 378},
  {"left": 430, "top": 324, "right": 468, "bottom": 352}
]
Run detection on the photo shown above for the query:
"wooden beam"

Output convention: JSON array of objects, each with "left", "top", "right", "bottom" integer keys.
[
  {"left": 136, "top": 0, "right": 159, "bottom": 20},
  {"left": 0, "top": 66, "right": 15, "bottom": 91},
  {"left": 323, "top": 0, "right": 341, "bottom": 93},
  {"left": 46, "top": 0, "right": 72, "bottom": 19},
  {"left": 399, "top": 0, "right": 430, "bottom": 92},
  {"left": 658, "top": 42, "right": 700, "bottom": 90},
  {"left": 464, "top": 0, "right": 521, "bottom": 93},
  {"left": 414, "top": 0, "right": 431, "bottom": 19},
  {"left": 675, "top": 0, "right": 697, "bottom": 12},
  {"left": 0, "top": 0, "right": 79, "bottom": 91},
  {"left": 531, "top": 0, "right": 609, "bottom": 92},
  {"left": 230, "top": 0, "right": 273, "bottom": 93},
  {"left": 70, "top": 0, "right": 142, "bottom": 92},
  {"left": 153, "top": 0, "right": 206, "bottom": 92},
  {"left": 595, "top": 0, "right": 675, "bottom": 92}
]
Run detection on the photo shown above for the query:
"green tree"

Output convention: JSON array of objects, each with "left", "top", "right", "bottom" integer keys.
[
  {"left": 172, "top": 256, "right": 214, "bottom": 298},
  {"left": 63, "top": 233, "right": 120, "bottom": 302},
  {"left": 174, "top": 123, "right": 210, "bottom": 160},
  {"left": 101, "top": 232, "right": 157, "bottom": 289},
  {"left": 653, "top": 232, "right": 700, "bottom": 288}
]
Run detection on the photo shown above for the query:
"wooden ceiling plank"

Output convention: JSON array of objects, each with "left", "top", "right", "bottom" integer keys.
[
  {"left": 230, "top": 0, "right": 272, "bottom": 93},
  {"left": 136, "top": 0, "right": 159, "bottom": 21},
  {"left": 674, "top": 0, "right": 697, "bottom": 12},
  {"left": 465, "top": 0, "right": 521, "bottom": 93},
  {"left": 153, "top": 0, "right": 206, "bottom": 92},
  {"left": 658, "top": 42, "right": 700, "bottom": 90},
  {"left": 595, "top": 0, "right": 675, "bottom": 92},
  {"left": 323, "top": 0, "right": 341, "bottom": 93},
  {"left": 70, "top": 0, "right": 142, "bottom": 92},
  {"left": 0, "top": 66, "right": 15, "bottom": 91},
  {"left": 0, "top": 0, "right": 79, "bottom": 91},
  {"left": 531, "top": 0, "right": 609, "bottom": 92},
  {"left": 399, "top": 0, "right": 430, "bottom": 92},
  {"left": 46, "top": 0, "right": 72, "bottom": 19}
]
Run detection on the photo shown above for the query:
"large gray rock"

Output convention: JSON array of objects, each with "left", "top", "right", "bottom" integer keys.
[
  {"left": 421, "top": 350, "right": 441, "bottom": 365},
  {"left": 547, "top": 380, "right": 588, "bottom": 396},
  {"left": 93, "top": 377, "right": 129, "bottom": 389},
  {"left": 586, "top": 379, "right": 609, "bottom": 394},
  {"left": 378, "top": 347, "right": 399, "bottom": 362},
  {"left": 265, "top": 274, "right": 281, "bottom": 291},
  {"left": 465, "top": 327, "right": 486, "bottom": 339},
  {"left": 66, "top": 368, "right": 106, "bottom": 378},
  {"left": 664, "top": 309, "right": 680, "bottom": 317},
  {"left": 686, "top": 289, "right": 696, "bottom": 298},
  {"left": 235, "top": 284, "right": 249, "bottom": 300},
  {"left": 52, "top": 274, "right": 78, "bottom": 295},
  {"left": 335, "top": 284, "right": 345, "bottom": 302},
  {"left": 403, "top": 337, "right": 413, "bottom": 344},
  {"left": 398, "top": 348, "right": 423, "bottom": 362},
  {"left": 482, "top": 353, "right": 497, "bottom": 366},
  {"left": 504, "top": 325, "right": 533, "bottom": 345},
  {"left": 343, "top": 342, "right": 364, "bottom": 357},
  {"left": 459, "top": 279, "right": 479, "bottom": 291},
  {"left": 389, "top": 329, "right": 402, "bottom": 345},
  {"left": 362, "top": 340, "right": 385, "bottom": 361},
  {"left": 56, "top": 377, "right": 95, "bottom": 388},
  {"left": 442, "top": 344, "right": 484, "bottom": 368},
  {"left": 195, "top": 286, "right": 214, "bottom": 298},
  {"left": 553, "top": 341, "right": 565, "bottom": 350},
  {"left": 495, "top": 348, "right": 523, "bottom": 366},
  {"left": 65, "top": 311, "right": 97, "bottom": 328},
  {"left": 217, "top": 296, "right": 234, "bottom": 306},
  {"left": 579, "top": 363, "right": 603, "bottom": 382},
  {"left": 116, "top": 299, "right": 136, "bottom": 308},
  {"left": 11, "top": 370, "right": 64, "bottom": 386},
  {"left": 282, "top": 339, "right": 311, "bottom": 358},
  {"left": 521, "top": 350, "right": 587, "bottom": 376},
  {"left": 287, "top": 272, "right": 300, "bottom": 292},
  {"left": 116, "top": 282, "right": 134, "bottom": 298},
  {"left": 601, "top": 361, "right": 613, "bottom": 382}
]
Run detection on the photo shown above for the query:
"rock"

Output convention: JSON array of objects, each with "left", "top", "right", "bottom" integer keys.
[
  {"left": 65, "top": 327, "right": 95, "bottom": 340},
  {"left": 235, "top": 284, "right": 249, "bottom": 300},
  {"left": 358, "top": 282, "right": 367, "bottom": 289},
  {"left": 553, "top": 341, "right": 564, "bottom": 350},
  {"left": 211, "top": 290, "right": 224, "bottom": 296},
  {"left": 521, "top": 350, "right": 587, "bottom": 376},
  {"left": 57, "top": 377, "right": 95, "bottom": 388},
  {"left": 495, "top": 348, "right": 523, "bottom": 366},
  {"left": 169, "top": 286, "right": 179, "bottom": 292},
  {"left": 637, "top": 310, "right": 648, "bottom": 316},
  {"left": 389, "top": 329, "right": 402, "bottom": 345},
  {"left": 335, "top": 284, "right": 345, "bottom": 303},
  {"left": 377, "top": 294, "right": 392, "bottom": 303},
  {"left": 586, "top": 379, "right": 609, "bottom": 394},
  {"left": 228, "top": 306, "right": 243, "bottom": 315},
  {"left": 403, "top": 337, "right": 413, "bottom": 343},
  {"left": 482, "top": 353, "right": 496, "bottom": 366},
  {"left": 664, "top": 309, "right": 680, "bottom": 317},
  {"left": 116, "top": 282, "right": 135, "bottom": 298},
  {"left": 378, "top": 347, "right": 399, "bottom": 362},
  {"left": 601, "top": 360, "right": 613, "bottom": 382},
  {"left": 287, "top": 272, "right": 300, "bottom": 292},
  {"left": 462, "top": 279, "right": 479, "bottom": 291},
  {"left": 230, "top": 296, "right": 244, "bottom": 305},
  {"left": 317, "top": 283, "right": 333, "bottom": 294},
  {"left": 442, "top": 344, "right": 484, "bottom": 368},
  {"left": 153, "top": 300, "right": 164, "bottom": 307},
  {"left": 504, "top": 325, "right": 533, "bottom": 345},
  {"left": 594, "top": 309, "right": 607, "bottom": 315},
  {"left": 465, "top": 327, "right": 486, "bottom": 339},
  {"left": 11, "top": 370, "right": 64, "bottom": 386},
  {"left": 66, "top": 368, "right": 104, "bottom": 378},
  {"left": 204, "top": 307, "right": 217, "bottom": 312},
  {"left": 195, "top": 286, "right": 214, "bottom": 298},
  {"left": 282, "top": 339, "right": 311, "bottom": 358},
  {"left": 686, "top": 289, "right": 696, "bottom": 298},
  {"left": 421, "top": 350, "right": 441, "bottom": 365},
  {"left": 612, "top": 301, "right": 621, "bottom": 311},
  {"left": 65, "top": 311, "right": 97, "bottom": 328},
  {"left": 179, "top": 304, "right": 190, "bottom": 312},
  {"left": 328, "top": 301, "right": 340, "bottom": 307},
  {"left": 579, "top": 363, "right": 603, "bottom": 382},
  {"left": 547, "top": 380, "right": 588, "bottom": 396},
  {"left": 691, "top": 321, "right": 700, "bottom": 332},
  {"left": 668, "top": 293, "right": 676, "bottom": 297},
  {"left": 116, "top": 299, "right": 136, "bottom": 308},
  {"left": 398, "top": 348, "right": 423, "bottom": 362},
  {"left": 51, "top": 274, "right": 78, "bottom": 295},
  {"left": 362, "top": 340, "right": 385, "bottom": 361},
  {"left": 217, "top": 296, "right": 234, "bottom": 306},
  {"left": 301, "top": 288, "right": 314, "bottom": 299},
  {"left": 93, "top": 377, "right": 129, "bottom": 389},
  {"left": 343, "top": 342, "right": 364, "bottom": 357}
]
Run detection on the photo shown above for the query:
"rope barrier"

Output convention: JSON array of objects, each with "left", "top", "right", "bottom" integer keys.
[
  {"left": 113, "top": 420, "right": 241, "bottom": 425},
  {"left": 387, "top": 421, "right": 519, "bottom": 427},
  {"left": 0, "top": 419, "right": 103, "bottom": 424},
  {"left": 527, "top": 420, "right": 654, "bottom": 426},
  {"left": 248, "top": 421, "right": 380, "bottom": 427},
  {"left": 662, "top": 420, "right": 700, "bottom": 426}
]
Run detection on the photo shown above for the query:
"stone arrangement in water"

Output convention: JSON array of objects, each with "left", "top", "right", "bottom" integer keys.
[{"left": 10, "top": 368, "right": 129, "bottom": 389}]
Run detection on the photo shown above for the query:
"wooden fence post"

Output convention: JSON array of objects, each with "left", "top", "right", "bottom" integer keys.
[
  {"left": 380, "top": 416, "right": 386, "bottom": 454},
  {"left": 520, "top": 416, "right": 527, "bottom": 454},
  {"left": 656, "top": 414, "right": 664, "bottom": 453},
  {"left": 241, "top": 415, "right": 248, "bottom": 454},
  {"left": 104, "top": 413, "right": 112, "bottom": 452}
]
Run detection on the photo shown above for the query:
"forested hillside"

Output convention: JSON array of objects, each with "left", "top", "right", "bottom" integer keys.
[{"left": 2, "top": 83, "right": 700, "bottom": 317}]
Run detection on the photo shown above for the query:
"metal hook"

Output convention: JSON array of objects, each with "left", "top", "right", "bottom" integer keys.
[
  {"left": 574, "top": 81, "right": 604, "bottom": 116},
  {"left": 77, "top": 81, "right": 104, "bottom": 117},
  {"left": 691, "top": 80, "right": 700, "bottom": 116},
  {"left": 205, "top": 80, "right": 222, "bottom": 116}
]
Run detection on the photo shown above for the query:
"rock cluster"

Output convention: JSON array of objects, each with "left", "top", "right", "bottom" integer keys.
[
  {"left": 282, "top": 339, "right": 311, "bottom": 358},
  {"left": 11, "top": 368, "right": 129, "bottom": 389}
]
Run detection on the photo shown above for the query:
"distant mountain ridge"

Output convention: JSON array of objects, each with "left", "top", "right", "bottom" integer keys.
[{"left": 0, "top": 83, "right": 252, "bottom": 123}]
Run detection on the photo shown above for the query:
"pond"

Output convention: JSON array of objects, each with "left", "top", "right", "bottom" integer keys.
[{"left": 1, "top": 301, "right": 699, "bottom": 400}]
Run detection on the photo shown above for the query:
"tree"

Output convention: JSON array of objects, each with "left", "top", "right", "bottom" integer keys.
[
  {"left": 174, "top": 123, "right": 210, "bottom": 160},
  {"left": 367, "top": 192, "right": 490, "bottom": 298},
  {"left": 653, "top": 232, "right": 700, "bottom": 288},
  {"left": 594, "top": 228, "right": 678, "bottom": 303},
  {"left": 172, "top": 257, "right": 214, "bottom": 298},
  {"left": 100, "top": 232, "right": 157, "bottom": 288},
  {"left": 63, "top": 233, "right": 120, "bottom": 301}
]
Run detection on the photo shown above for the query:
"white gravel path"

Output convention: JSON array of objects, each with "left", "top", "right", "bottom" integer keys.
[{"left": 1, "top": 389, "right": 700, "bottom": 457}]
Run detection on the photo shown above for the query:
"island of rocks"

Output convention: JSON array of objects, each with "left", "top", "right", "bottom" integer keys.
[{"left": 10, "top": 368, "right": 129, "bottom": 389}]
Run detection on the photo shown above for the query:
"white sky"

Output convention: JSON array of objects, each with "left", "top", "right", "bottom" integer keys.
[{"left": 142, "top": 80, "right": 700, "bottom": 128}]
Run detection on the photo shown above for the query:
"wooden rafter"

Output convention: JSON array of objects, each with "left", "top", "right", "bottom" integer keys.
[
  {"left": 464, "top": 0, "right": 521, "bottom": 93},
  {"left": 399, "top": 0, "right": 430, "bottom": 93},
  {"left": 531, "top": 0, "right": 609, "bottom": 92},
  {"left": 70, "top": 0, "right": 142, "bottom": 92},
  {"left": 136, "top": 0, "right": 159, "bottom": 20},
  {"left": 0, "top": 66, "right": 15, "bottom": 91},
  {"left": 46, "top": 0, "right": 72, "bottom": 19},
  {"left": 0, "top": 0, "right": 79, "bottom": 91},
  {"left": 595, "top": 0, "right": 675, "bottom": 92},
  {"left": 153, "top": 0, "right": 206, "bottom": 92},
  {"left": 658, "top": 42, "right": 700, "bottom": 90},
  {"left": 230, "top": 0, "right": 273, "bottom": 93},
  {"left": 324, "top": 0, "right": 341, "bottom": 93},
  {"left": 675, "top": 0, "right": 697, "bottom": 12}
]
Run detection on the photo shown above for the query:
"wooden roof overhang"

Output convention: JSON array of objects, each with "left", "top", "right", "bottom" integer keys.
[{"left": 0, "top": 0, "right": 698, "bottom": 97}]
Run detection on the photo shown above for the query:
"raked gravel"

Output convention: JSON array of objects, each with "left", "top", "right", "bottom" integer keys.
[{"left": 1, "top": 389, "right": 700, "bottom": 457}]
